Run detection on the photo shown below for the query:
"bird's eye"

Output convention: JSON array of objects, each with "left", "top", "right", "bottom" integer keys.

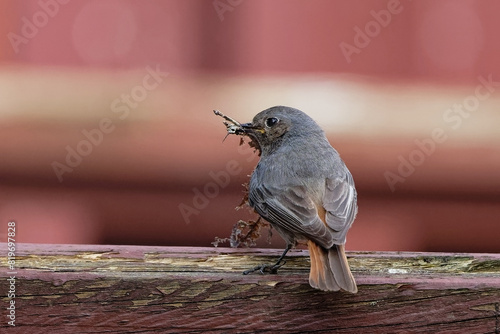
[{"left": 265, "top": 117, "right": 279, "bottom": 127}]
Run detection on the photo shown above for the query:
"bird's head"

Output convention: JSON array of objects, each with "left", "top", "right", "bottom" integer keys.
[{"left": 241, "top": 106, "right": 323, "bottom": 155}]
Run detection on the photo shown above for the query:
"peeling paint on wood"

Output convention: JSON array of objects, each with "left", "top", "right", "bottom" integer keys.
[{"left": 1, "top": 244, "right": 499, "bottom": 333}]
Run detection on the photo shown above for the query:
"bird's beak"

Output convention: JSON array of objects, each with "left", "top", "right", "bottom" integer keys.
[{"left": 241, "top": 123, "right": 265, "bottom": 134}]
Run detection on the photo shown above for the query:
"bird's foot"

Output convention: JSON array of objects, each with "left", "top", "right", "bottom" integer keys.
[{"left": 242, "top": 260, "right": 286, "bottom": 275}]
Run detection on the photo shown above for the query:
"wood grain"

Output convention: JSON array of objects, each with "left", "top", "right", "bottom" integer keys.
[{"left": 1, "top": 244, "right": 499, "bottom": 333}]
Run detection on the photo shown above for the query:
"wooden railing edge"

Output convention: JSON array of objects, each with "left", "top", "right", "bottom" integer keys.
[{"left": 1, "top": 243, "right": 499, "bottom": 333}]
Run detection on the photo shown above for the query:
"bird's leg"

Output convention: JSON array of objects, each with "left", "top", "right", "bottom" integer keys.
[{"left": 243, "top": 244, "right": 292, "bottom": 275}]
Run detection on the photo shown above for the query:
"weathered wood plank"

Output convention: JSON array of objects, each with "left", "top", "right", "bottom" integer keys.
[{"left": 1, "top": 244, "right": 499, "bottom": 333}]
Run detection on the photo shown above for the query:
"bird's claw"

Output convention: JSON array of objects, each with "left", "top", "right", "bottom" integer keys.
[{"left": 242, "top": 260, "right": 286, "bottom": 275}]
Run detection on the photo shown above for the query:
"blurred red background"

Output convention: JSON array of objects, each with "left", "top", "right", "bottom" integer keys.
[{"left": 0, "top": 0, "right": 499, "bottom": 252}]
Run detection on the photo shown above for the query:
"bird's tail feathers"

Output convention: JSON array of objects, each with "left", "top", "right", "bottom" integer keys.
[{"left": 308, "top": 241, "right": 357, "bottom": 293}]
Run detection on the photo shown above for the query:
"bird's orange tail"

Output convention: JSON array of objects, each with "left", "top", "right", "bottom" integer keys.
[{"left": 308, "top": 241, "right": 357, "bottom": 293}]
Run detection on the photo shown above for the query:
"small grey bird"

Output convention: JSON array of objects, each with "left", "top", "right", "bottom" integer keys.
[{"left": 226, "top": 106, "right": 358, "bottom": 292}]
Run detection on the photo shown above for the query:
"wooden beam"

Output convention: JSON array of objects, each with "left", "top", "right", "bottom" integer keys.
[{"left": 2, "top": 244, "right": 500, "bottom": 333}]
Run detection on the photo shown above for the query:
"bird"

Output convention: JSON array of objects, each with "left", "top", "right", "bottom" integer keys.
[{"left": 233, "top": 106, "right": 358, "bottom": 292}]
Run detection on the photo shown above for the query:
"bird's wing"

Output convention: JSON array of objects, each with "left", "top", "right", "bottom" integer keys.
[
  {"left": 249, "top": 183, "right": 335, "bottom": 248},
  {"left": 323, "top": 172, "right": 358, "bottom": 244},
  {"left": 249, "top": 171, "right": 357, "bottom": 247}
]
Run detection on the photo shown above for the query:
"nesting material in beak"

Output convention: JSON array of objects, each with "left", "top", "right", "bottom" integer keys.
[{"left": 213, "top": 109, "right": 262, "bottom": 154}]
